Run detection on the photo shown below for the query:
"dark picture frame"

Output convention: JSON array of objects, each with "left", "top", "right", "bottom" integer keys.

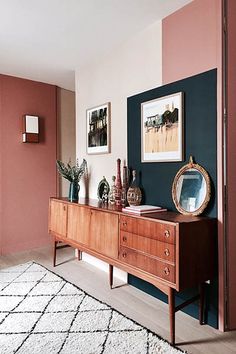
[{"left": 87, "top": 102, "right": 111, "bottom": 154}]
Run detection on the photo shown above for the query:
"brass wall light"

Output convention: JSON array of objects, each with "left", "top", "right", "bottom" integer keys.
[{"left": 22, "top": 115, "right": 39, "bottom": 143}]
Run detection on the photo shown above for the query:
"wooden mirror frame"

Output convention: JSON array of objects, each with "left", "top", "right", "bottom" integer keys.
[{"left": 172, "top": 156, "right": 211, "bottom": 216}]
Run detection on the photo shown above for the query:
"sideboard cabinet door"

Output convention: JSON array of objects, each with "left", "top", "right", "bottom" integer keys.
[
  {"left": 49, "top": 200, "right": 67, "bottom": 238},
  {"left": 90, "top": 209, "right": 119, "bottom": 259},
  {"left": 67, "top": 204, "right": 90, "bottom": 246}
]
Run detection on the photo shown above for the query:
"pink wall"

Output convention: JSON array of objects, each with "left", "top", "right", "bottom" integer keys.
[
  {"left": 162, "top": 0, "right": 224, "bottom": 330},
  {"left": 227, "top": 0, "right": 236, "bottom": 329},
  {"left": 162, "top": 0, "right": 222, "bottom": 84},
  {"left": 0, "top": 75, "right": 57, "bottom": 254}
]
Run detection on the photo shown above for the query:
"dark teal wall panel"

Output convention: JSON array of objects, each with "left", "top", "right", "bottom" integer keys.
[
  {"left": 127, "top": 69, "right": 217, "bottom": 217},
  {"left": 127, "top": 69, "right": 218, "bottom": 327}
]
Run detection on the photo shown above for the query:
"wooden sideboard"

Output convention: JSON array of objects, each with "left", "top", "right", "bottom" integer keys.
[{"left": 48, "top": 197, "right": 216, "bottom": 345}]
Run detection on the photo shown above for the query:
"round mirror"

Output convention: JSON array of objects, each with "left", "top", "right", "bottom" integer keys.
[{"left": 172, "top": 156, "right": 211, "bottom": 216}]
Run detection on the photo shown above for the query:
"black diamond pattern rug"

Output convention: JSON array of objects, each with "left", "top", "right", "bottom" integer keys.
[{"left": 0, "top": 262, "right": 183, "bottom": 353}]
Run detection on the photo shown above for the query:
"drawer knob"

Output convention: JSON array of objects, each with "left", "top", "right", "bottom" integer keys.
[
  {"left": 164, "top": 248, "right": 170, "bottom": 257},
  {"left": 122, "top": 252, "right": 127, "bottom": 258},
  {"left": 164, "top": 230, "right": 170, "bottom": 238},
  {"left": 122, "top": 221, "right": 127, "bottom": 227},
  {"left": 164, "top": 267, "right": 170, "bottom": 276},
  {"left": 63, "top": 206, "right": 66, "bottom": 211},
  {"left": 123, "top": 236, "right": 127, "bottom": 242}
]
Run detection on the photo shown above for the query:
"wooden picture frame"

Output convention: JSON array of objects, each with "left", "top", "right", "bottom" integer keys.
[
  {"left": 141, "top": 92, "right": 184, "bottom": 162},
  {"left": 87, "top": 102, "right": 111, "bottom": 154}
]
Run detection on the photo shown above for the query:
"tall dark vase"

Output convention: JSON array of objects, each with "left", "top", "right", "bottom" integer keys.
[
  {"left": 115, "top": 158, "right": 122, "bottom": 206},
  {"left": 68, "top": 181, "right": 80, "bottom": 202}
]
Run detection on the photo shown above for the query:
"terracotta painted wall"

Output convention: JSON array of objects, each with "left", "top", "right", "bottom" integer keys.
[
  {"left": 57, "top": 88, "right": 75, "bottom": 198},
  {"left": 0, "top": 74, "right": 57, "bottom": 255},
  {"left": 227, "top": 0, "right": 236, "bottom": 329},
  {"left": 162, "top": 0, "right": 224, "bottom": 329}
]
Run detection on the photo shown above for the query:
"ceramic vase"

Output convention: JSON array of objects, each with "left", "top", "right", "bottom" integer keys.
[
  {"left": 127, "top": 170, "right": 142, "bottom": 206},
  {"left": 68, "top": 181, "right": 80, "bottom": 202}
]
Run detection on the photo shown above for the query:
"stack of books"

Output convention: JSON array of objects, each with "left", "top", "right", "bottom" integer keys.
[{"left": 122, "top": 205, "right": 167, "bottom": 215}]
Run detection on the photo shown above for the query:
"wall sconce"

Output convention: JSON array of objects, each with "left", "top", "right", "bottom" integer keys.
[{"left": 22, "top": 115, "right": 39, "bottom": 143}]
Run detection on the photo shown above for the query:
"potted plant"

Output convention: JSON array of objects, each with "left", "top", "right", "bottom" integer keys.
[{"left": 56, "top": 159, "right": 87, "bottom": 202}]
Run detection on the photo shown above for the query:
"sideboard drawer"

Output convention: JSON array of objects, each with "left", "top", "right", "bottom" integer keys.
[
  {"left": 120, "top": 215, "right": 175, "bottom": 244},
  {"left": 120, "top": 231, "right": 175, "bottom": 263},
  {"left": 119, "top": 246, "right": 175, "bottom": 284}
]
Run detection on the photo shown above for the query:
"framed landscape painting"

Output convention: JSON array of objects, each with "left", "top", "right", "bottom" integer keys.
[
  {"left": 87, "top": 102, "right": 111, "bottom": 154},
  {"left": 141, "top": 92, "right": 184, "bottom": 162}
]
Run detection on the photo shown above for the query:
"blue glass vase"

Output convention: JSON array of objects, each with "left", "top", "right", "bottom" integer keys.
[{"left": 68, "top": 181, "right": 80, "bottom": 202}]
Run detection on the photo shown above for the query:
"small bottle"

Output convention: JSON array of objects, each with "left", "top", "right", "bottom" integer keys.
[
  {"left": 115, "top": 158, "right": 122, "bottom": 206},
  {"left": 109, "top": 176, "right": 116, "bottom": 204},
  {"left": 127, "top": 170, "right": 142, "bottom": 206}
]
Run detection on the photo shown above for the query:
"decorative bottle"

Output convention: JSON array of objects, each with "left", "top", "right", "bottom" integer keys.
[
  {"left": 109, "top": 176, "right": 116, "bottom": 204},
  {"left": 115, "top": 158, "right": 122, "bottom": 206},
  {"left": 121, "top": 166, "right": 128, "bottom": 207},
  {"left": 127, "top": 170, "right": 142, "bottom": 206}
]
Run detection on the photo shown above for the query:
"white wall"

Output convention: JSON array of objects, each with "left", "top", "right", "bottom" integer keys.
[
  {"left": 76, "top": 21, "right": 162, "bottom": 197},
  {"left": 75, "top": 21, "right": 162, "bottom": 280}
]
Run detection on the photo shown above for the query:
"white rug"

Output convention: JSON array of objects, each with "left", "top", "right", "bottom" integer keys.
[{"left": 0, "top": 262, "right": 184, "bottom": 354}]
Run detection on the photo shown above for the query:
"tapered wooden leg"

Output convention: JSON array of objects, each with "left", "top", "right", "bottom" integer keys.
[
  {"left": 53, "top": 240, "right": 58, "bottom": 267},
  {"left": 109, "top": 265, "right": 113, "bottom": 289},
  {"left": 168, "top": 287, "right": 175, "bottom": 345},
  {"left": 199, "top": 282, "right": 205, "bottom": 325},
  {"left": 77, "top": 250, "right": 82, "bottom": 261}
]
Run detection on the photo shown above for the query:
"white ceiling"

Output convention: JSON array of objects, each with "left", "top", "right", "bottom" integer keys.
[{"left": 0, "top": 0, "right": 192, "bottom": 90}]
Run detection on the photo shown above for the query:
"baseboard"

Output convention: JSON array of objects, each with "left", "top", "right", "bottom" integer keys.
[{"left": 75, "top": 250, "right": 127, "bottom": 283}]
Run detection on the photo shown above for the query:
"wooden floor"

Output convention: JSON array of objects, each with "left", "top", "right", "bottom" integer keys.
[{"left": 1, "top": 246, "right": 236, "bottom": 354}]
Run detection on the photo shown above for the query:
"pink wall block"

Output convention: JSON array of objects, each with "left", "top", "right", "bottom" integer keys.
[
  {"left": 162, "top": 0, "right": 221, "bottom": 83},
  {"left": 162, "top": 0, "right": 224, "bottom": 330},
  {"left": 0, "top": 75, "right": 57, "bottom": 254}
]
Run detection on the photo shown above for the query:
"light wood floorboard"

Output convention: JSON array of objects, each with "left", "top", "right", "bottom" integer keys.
[{"left": 1, "top": 246, "right": 236, "bottom": 354}]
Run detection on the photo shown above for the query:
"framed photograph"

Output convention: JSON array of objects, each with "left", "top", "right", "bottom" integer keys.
[
  {"left": 141, "top": 92, "right": 183, "bottom": 162},
  {"left": 87, "top": 102, "right": 111, "bottom": 154}
]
